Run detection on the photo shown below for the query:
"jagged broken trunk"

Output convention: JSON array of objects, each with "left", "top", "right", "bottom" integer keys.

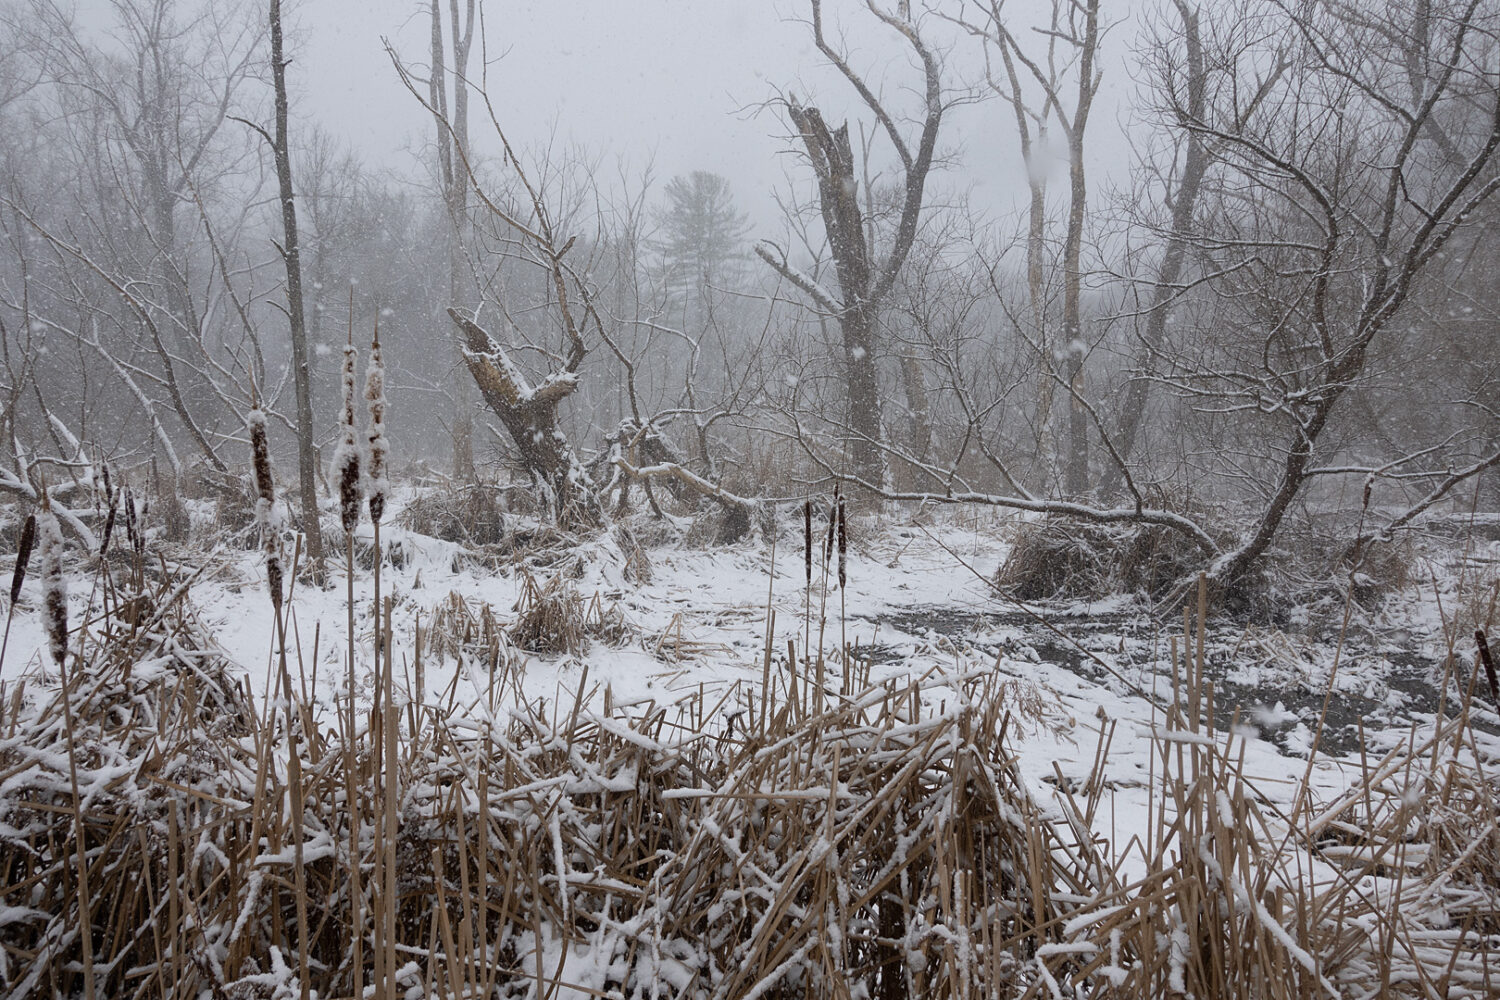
[
  {"left": 788, "top": 102, "right": 884, "bottom": 486},
  {"left": 448, "top": 309, "right": 602, "bottom": 531}
]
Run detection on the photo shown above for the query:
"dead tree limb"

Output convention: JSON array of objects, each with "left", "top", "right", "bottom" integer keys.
[{"left": 447, "top": 309, "right": 601, "bottom": 531}]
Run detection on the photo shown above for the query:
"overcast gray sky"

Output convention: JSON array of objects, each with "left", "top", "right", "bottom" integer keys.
[{"left": 295, "top": 0, "right": 1135, "bottom": 233}]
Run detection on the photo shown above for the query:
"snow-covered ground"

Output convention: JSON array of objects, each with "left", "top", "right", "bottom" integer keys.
[{"left": 4, "top": 499, "right": 1496, "bottom": 870}]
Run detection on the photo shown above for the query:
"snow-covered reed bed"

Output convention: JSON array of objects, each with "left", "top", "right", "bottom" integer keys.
[{"left": 1, "top": 577, "right": 1496, "bottom": 998}]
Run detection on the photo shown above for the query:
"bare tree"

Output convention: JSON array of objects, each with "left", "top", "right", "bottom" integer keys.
[
  {"left": 388, "top": 45, "right": 607, "bottom": 528},
  {"left": 956, "top": 0, "right": 1103, "bottom": 495},
  {"left": 447, "top": 305, "right": 600, "bottom": 529},
  {"left": 1147, "top": 0, "right": 1500, "bottom": 588},
  {"left": 1101, "top": 0, "right": 1211, "bottom": 497},
  {"left": 265, "top": 0, "right": 323, "bottom": 565},
  {"left": 757, "top": 0, "right": 946, "bottom": 487},
  {"left": 1100, "top": 0, "right": 1289, "bottom": 499},
  {"left": 1, "top": 0, "right": 264, "bottom": 477},
  {"left": 426, "top": 0, "right": 476, "bottom": 299}
]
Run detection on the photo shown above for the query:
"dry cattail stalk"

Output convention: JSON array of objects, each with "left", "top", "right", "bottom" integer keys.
[
  {"left": 1, "top": 513, "right": 37, "bottom": 672},
  {"left": 364, "top": 328, "right": 388, "bottom": 525},
  {"left": 249, "top": 407, "right": 283, "bottom": 616},
  {"left": 37, "top": 504, "right": 67, "bottom": 666},
  {"left": 0, "top": 634, "right": 1494, "bottom": 999},
  {"left": 11, "top": 514, "right": 35, "bottom": 605},
  {"left": 334, "top": 338, "right": 363, "bottom": 536}
]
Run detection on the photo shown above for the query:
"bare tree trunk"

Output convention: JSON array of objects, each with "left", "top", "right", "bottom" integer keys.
[
  {"left": 270, "top": 0, "right": 324, "bottom": 566},
  {"left": 899, "top": 351, "right": 932, "bottom": 466},
  {"left": 449, "top": 310, "right": 600, "bottom": 530},
  {"left": 967, "top": 0, "right": 1097, "bottom": 493},
  {"left": 1061, "top": 0, "right": 1100, "bottom": 497},
  {"left": 758, "top": 2, "right": 944, "bottom": 491},
  {"left": 432, "top": 0, "right": 475, "bottom": 298},
  {"left": 430, "top": 0, "right": 478, "bottom": 477},
  {"left": 844, "top": 304, "right": 883, "bottom": 479},
  {"left": 1102, "top": 0, "right": 1209, "bottom": 500},
  {"left": 785, "top": 102, "right": 884, "bottom": 483},
  {"left": 1028, "top": 192, "right": 1057, "bottom": 488},
  {"left": 1006, "top": 33, "right": 1056, "bottom": 486}
]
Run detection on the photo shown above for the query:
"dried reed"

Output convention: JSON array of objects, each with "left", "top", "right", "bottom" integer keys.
[
  {"left": 2, "top": 588, "right": 1496, "bottom": 998},
  {"left": 4, "top": 480, "right": 1496, "bottom": 999}
]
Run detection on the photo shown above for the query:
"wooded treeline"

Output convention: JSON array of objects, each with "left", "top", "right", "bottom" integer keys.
[{"left": 2, "top": 0, "right": 1499, "bottom": 595}]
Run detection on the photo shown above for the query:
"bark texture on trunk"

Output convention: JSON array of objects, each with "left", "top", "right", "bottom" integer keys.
[
  {"left": 448, "top": 310, "right": 601, "bottom": 531},
  {"left": 1061, "top": 0, "right": 1100, "bottom": 498},
  {"left": 270, "top": 0, "right": 324, "bottom": 565},
  {"left": 1103, "top": 0, "right": 1208, "bottom": 501},
  {"left": 787, "top": 103, "right": 885, "bottom": 484}
]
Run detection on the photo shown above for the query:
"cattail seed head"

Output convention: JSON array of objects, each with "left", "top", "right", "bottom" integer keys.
[
  {"left": 122, "top": 485, "right": 140, "bottom": 556},
  {"left": 36, "top": 506, "right": 66, "bottom": 666},
  {"left": 250, "top": 407, "right": 275, "bottom": 510},
  {"left": 837, "top": 496, "right": 847, "bottom": 590},
  {"left": 803, "top": 499, "right": 812, "bottom": 586},
  {"left": 11, "top": 514, "right": 35, "bottom": 605},
  {"left": 334, "top": 341, "right": 363, "bottom": 536},
  {"left": 100, "top": 501, "right": 117, "bottom": 559},
  {"left": 98, "top": 467, "right": 116, "bottom": 557},
  {"left": 249, "top": 407, "right": 283, "bottom": 616},
  {"left": 265, "top": 546, "right": 284, "bottom": 618},
  {"left": 824, "top": 501, "right": 836, "bottom": 565},
  {"left": 364, "top": 331, "right": 388, "bottom": 525}
]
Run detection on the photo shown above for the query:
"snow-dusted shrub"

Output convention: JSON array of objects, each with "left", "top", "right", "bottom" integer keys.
[
  {"left": 0, "top": 577, "right": 255, "bottom": 997},
  {"left": 998, "top": 514, "right": 1212, "bottom": 602},
  {"left": 399, "top": 480, "right": 509, "bottom": 546},
  {"left": 506, "top": 570, "right": 631, "bottom": 655},
  {"left": 682, "top": 500, "right": 754, "bottom": 547}
]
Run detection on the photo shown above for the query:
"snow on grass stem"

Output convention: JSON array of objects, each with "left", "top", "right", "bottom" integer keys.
[
  {"left": 802, "top": 499, "right": 812, "bottom": 586},
  {"left": 97, "top": 467, "right": 116, "bottom": 557},
  {"left": 823, "top": 495, "right": 836, "bottom": 567},
  {"left": 336, "top": 309, "right": 365, "bottom": 996}
]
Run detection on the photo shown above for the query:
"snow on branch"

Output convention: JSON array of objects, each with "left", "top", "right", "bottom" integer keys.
[{"left": 611, "top": 455, "right": 757, "bottom": 512}]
